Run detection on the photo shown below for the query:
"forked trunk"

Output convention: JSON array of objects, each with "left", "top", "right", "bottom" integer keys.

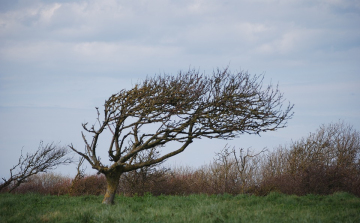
[{"left": 102, "top": 171, "right": 122, "bottom": 205}]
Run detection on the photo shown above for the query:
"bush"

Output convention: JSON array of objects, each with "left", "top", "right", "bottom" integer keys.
[
  {"left": 69, "top": 175, "right": 107, "bottom": 196},
  {"left": 11, "top": 173, "right": 71, "bottom": 195},
  {"left": 4, "top": 121, "right": 359, "bottom": 198},
  {"left": 259, "top": 122, "right": 360, "bottom": 196},
  {"left": 158, "top": 166, "right": 212, "bottom": 195}
]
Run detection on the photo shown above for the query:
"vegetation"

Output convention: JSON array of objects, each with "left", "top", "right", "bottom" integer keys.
[
  {"left": 2, "top": 122, "right": 359, "bottom": 198},
  {"left": 1, "top": 64, "right": 358, "bottom": 220},
  {"left": 0, "top": 121, "right": 359, "bottom": 222},
  {"left": 70, "top": 68, "right": 293, "bottom": 204},
  {"left": 1, "top": 192, "right": 359, "bottom": 223},
  {"left": 260, "top": 121, "right": 360, "bottom": 196},
  {"left": 0, "top": 142, "right": 72, "bottom": 193}
]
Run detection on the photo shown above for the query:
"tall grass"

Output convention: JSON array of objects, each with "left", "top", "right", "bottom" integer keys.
[{"left": 1, "top": 192, "right": 359, "bottom": 223}]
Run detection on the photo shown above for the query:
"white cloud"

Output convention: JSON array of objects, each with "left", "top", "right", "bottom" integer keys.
[
  {"left": 255, "top": 28, "right": 326, "bottom": 55},
  {"left": 72, "top": 41, "right": 182, "bottom": 64},
  {"left": 39, "top": 3, "right": 61, "bottom": 24}
]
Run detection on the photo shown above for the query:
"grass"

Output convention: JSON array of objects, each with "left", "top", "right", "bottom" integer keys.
[{"left": 0, "top": 192, "right": 359, "bottom": 223}]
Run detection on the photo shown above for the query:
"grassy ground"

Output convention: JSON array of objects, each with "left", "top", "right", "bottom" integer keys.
[{"left": 0, "top": 192, "right": 359, "bottom": 223}]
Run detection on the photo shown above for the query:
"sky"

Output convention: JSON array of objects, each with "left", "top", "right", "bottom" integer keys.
[{"left": 0, "top": 0, "right": 359, "bottom": 178}]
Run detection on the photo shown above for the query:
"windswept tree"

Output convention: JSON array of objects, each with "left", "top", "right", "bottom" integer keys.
[
  {"left": 70, "top": 68, "right": 294, "bottom": 204},
  {"left": 0, "top": 141, "right": 72, "bottom": 193}
]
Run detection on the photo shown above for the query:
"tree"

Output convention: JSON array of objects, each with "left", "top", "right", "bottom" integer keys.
[
  {"left": 0, "top": 141, "right": 73, "bottom": 193},
  {"left": 69, "top": 67, "right": 294, "bottom": 204}
]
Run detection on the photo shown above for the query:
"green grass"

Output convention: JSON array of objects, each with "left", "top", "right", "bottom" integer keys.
[{"left": 0, "top": 192, "right": 359, "bottom": 223}]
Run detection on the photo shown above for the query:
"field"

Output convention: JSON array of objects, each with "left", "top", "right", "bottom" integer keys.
[{"left": 1, "top": 192, "right": 359, "bottom": 223}]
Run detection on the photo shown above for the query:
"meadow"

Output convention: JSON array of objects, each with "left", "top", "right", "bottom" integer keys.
[{"left": 1, "top": 192, "right": 360, "bottom": 223}]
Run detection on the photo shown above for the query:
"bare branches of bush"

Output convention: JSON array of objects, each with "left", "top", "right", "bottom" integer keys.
[
  {"left": 69, "top": 157, "right": 86, "bottom": 195},
  {"left": 259, "top": 121, "right": 360, "bottom": 196},
  {"left": 0, "top": 141, "right": 73, "bottom": 193},
  {"left": 13, "top": 173, "right": 71, "bottom": 195},
  {"left": 4, "top": 121, "right": 358, "bottom": 197},
  {"left": 118, "top": 148, "right": 169, "bottom": 196},
  {"left": 209, "top": 145, "right": 266, "bottom": 194}
]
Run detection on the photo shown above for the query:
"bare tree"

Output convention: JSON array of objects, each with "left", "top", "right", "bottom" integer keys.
[
  {"left": 69, "top": 67, "right": 294, "bottom": 204},
  {"left": 0, "top": 141, "right": 73, "bottom": 193}
]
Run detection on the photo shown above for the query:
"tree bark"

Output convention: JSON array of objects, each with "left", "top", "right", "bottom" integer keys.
[{"left": 102, "top": 171, "right": 122, "bottom": 205}]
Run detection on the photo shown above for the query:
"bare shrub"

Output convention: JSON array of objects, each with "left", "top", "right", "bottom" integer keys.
[
  {"left": 118, "top": 166, "right": 169, "bottom": 196},
  {"left": 12, "top": 173, "right": 71, "bottom": 195},
  {"left": 202, "top": 145, "right": 266, "bottom": 195},
  {"left": 69, "top": 175, "right": 107, "bottom": 196},
  {"left": 160, "top": 166, "right": 211, "bottom": 195},
  {"left": 258, "top": 122, "right": 360, "bottom": 196},
  {"left": 123, "top": 146, "right": 267, "bottom": 196},
  {"left": 146, "top": 145, "right": 265, "bottom": 196},
  {"left": 210, "top": 147, "right": 238, "bottom": 194},
  {"left": 115, "top": 148, "right": 169, "bottom": 196},
  {"left": 69, "top": 157, "right": 86, "bottom": 195}
]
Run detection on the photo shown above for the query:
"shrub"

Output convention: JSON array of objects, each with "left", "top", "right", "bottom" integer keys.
[
  {"left": 69, "top": 175, "right": 107, "bottom": 196},
  {"left": 259, "top": 122, "right": 360, "bottom": 196},
  {"left": 12, "top": 173, "right": 71, "bottom": 195},
  {"left": 5, "top": 122, "right": 359, "bottom": 198}
]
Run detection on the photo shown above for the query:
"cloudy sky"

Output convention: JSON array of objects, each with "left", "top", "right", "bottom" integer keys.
[{"left": 1, "top": 0, "right": 359, "bottom": 178}]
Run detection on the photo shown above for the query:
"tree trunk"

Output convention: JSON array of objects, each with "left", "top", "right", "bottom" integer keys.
[{"left": 102, "top": 171, "right": 122, "bottom": 205}]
